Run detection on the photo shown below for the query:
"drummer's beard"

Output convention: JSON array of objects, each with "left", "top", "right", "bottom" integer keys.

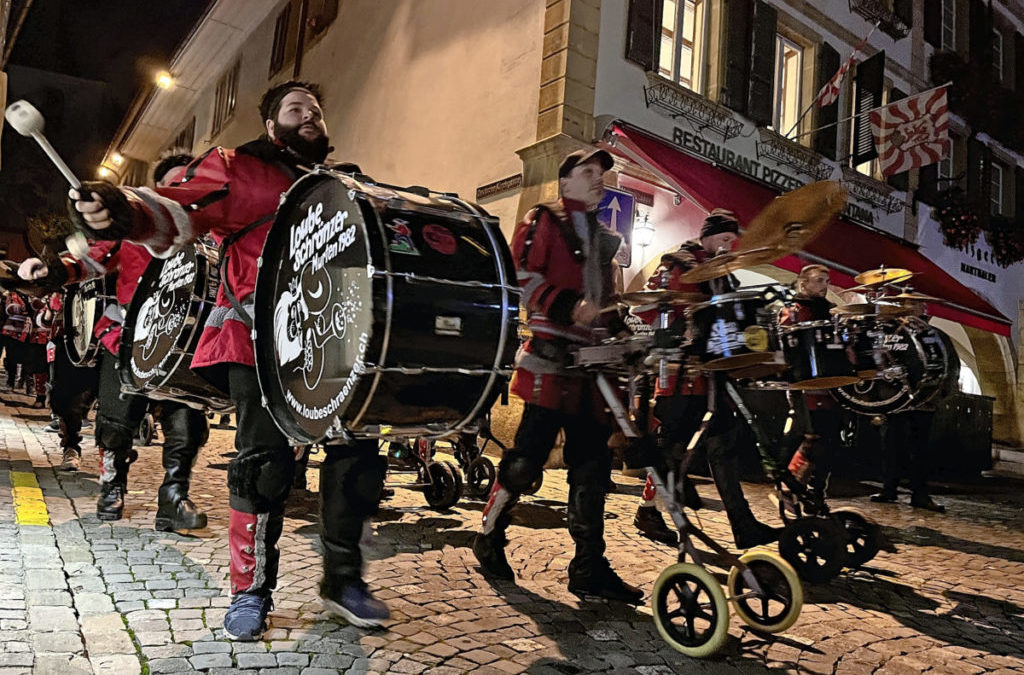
[{"left": 274, "top": 122, "right": 332, "bottom": 164}]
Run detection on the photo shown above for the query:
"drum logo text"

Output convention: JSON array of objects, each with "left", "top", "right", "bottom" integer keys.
[{"left": 289, "top": 202, "right": 356, "bottom": 273}]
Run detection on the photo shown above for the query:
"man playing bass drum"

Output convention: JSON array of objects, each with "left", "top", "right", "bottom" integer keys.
[{"left": 53, "top": 81, "right": 386, "bottom": 639}]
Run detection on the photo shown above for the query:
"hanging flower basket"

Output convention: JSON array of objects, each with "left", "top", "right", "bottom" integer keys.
[
  {"left": 934, "top": 187, "right": 980, "bottom": 250},
  {"left": 985, "top": 216, "right": 1024, "bottom": 268}
]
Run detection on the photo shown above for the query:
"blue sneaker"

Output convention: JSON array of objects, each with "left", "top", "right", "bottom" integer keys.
[
  {"left": 322, "top": 582, "right": 390, "bottom": 628},
  {"left": 223, "top": 592, "right": 273, "bottom": 641}
]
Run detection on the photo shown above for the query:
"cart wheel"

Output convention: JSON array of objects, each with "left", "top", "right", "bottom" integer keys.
[
  {"left": 465, "top": 456, "right": 496, "bottom": 499},
  {"left": 727, "top": 550, "right": 803, "bottom": 633},
  {"left": 832, "top": 508, "right": 882, "bottom": 568},
  {"left": 778, "top": 516, "right": 848, "bottom": 584},
  {"left": 652, "top": 563, "right": 730, "bottom": 658},
  {"left": 136, "top": 414, "right": 156, "bottom": 446},
  {"left": 423, "top": 461, "right": 461, "bottom": 510},
  {"left": 522, "top": 472, "right": 544, "bottom": 496}
]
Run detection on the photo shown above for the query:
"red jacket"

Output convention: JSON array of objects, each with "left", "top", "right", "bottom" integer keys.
[
  {"left": 509, "top": 198, "right": 621, "bottom": 412},
  {"left": 107, "top": 140, "right": 299, "bottom": 369},
  {"left": 2, "top": 292, "right": 34, "bottom": 342}
]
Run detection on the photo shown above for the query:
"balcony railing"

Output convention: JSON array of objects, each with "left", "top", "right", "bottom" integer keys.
[
  {"left": 755, "top": 129, "right": 834, "bottom": 182},
  {"left": 643, "top": 74, "right": 743, "bottom": 141},
  {"left": 849, "top": 0, "right": 910, "bottom": 40}
]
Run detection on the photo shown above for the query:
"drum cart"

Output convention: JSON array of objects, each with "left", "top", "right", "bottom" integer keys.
[
  {"left": 383, "top": 437, "right": 464, "bottom": 510},
  {"left": 578, "top": 308, "right": 804, "bottom": 658}
]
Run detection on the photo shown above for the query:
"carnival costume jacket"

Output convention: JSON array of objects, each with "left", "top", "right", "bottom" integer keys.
[{"left": 509, "top": 197, "right": 622, "bottom": 412}]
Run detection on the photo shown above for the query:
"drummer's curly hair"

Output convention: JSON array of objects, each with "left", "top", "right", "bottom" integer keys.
[
  {"left": 259, "top": 80, "right": 324, "bottom": 122},
  {"left": 153, "top": 149, "right": 194, "bottom": 185}
]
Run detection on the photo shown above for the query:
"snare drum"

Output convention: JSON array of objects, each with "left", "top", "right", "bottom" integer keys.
[
  {"left": 64, "top": 276, "right": 117, "bottom": 367},
  {"left": 688, "top": 290, "right": 777, "bottom": 370},
  {"left": 119, "top": 243, "right": 233, "bottom": 411},
  {"left": 780, "top": 319, "right": 859, "bottom": 390},
  {"left": 252, "top": 169, "right": 519, "bottom": 444}
]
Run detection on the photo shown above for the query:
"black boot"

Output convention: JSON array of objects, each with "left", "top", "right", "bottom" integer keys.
[
  {"left": 706, "top": 433, "right": 778, "bottom": 549},
  {"left": 473, "top": 482, "right": 518, "bottom": 580},
  {"left": 97, "top": 445, "right": 132, "bottom": 520},
  {"left": 318, "top": 443, "right": 390, "bottom": 626},
  {"left": 634, "top": 506, "right": 677, "bottom": 546},
  {"left": 97, "top": 482, "right": 126, "bottom": 521},
  {"left": 155, "top": 405, "right": 207, "bottom": 531}
]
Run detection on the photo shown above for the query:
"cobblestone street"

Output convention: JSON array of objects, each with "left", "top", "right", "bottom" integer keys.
[{"left": 1, "top": 390, "right": 1022, "bottom": 675}]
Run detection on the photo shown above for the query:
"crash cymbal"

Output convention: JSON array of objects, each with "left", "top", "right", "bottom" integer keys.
[
  {"left": 617, "top": 289, "right": 708, "bottom": 306},
  {"left": 830, "top": 302, "right": 915, "bottom": 317},
  {"left": 677, "top": 246, "right": 786, "bottom": 283},
  {"left": 886, "top": 292, "right": 944, "bottom": 303},
  {"left": 739, "top": 181, "right": 849, "bottom": 253},
  {"left": 853, "top": 267, "right": 914, "bottom": 286}
]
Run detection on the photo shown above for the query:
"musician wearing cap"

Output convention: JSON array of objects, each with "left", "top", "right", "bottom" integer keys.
[
  {"left": 17, "top": 154, "right": 210, "bottom": 527},
  {"left": 633, "top": 209, "right": 780, "bottom": 550},
  {"left": 472, "top": 147, "right": 644, "bottom": 604},
  {"left": 53, "top": 81, "right": 389, "bottom": 639}
]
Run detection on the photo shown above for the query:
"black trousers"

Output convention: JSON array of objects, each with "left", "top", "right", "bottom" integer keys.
[
  {"left": 226, "top": 364, "right": 384, "bottom": 593},
  {"left": 881, "top": 410, "right": 935, "bottom": 499},
  {"left": 49, "top": 344, "right": 99, "bottom": 453},
  {"left": 495, "top": 397, "right": 613, "bottom": 581}
]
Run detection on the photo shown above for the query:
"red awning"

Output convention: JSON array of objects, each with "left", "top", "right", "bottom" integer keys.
[{"left": 606, "top": 123, "right": 1011, "bottom": 336}]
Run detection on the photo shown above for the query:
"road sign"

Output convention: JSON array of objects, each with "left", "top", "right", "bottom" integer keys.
[{"left": 596, "top": 186, "right": 636, "bottom": 268}]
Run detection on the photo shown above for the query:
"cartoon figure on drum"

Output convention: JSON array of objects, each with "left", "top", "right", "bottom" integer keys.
[
  {"left": 632, "top": 209, "right": 780, "bottom": 550},
  {"left": 63, "top": 81, "right": 389, "bottom": 639},
  {"left": 473, "top": 148, "right": 644, "bottom": 605},
  {"left": 17, "top": 154, "right": 212, "bottom": 535}
]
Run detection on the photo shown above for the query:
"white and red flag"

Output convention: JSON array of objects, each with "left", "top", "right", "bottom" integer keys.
[
  {"left": 869, "top": 86, "right": 949, "bottom": 177},
  {"left": 814, "top": 31, "right": 874, "bottom": 107}
]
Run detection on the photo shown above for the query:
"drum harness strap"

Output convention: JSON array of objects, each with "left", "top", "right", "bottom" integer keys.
[{"left": 216, "top": 213, "right": 276, "bottom": 330}]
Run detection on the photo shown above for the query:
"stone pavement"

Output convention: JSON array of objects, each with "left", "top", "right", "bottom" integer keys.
[{"left": 0, "top": 389, "right": 1023, "bottom": 674}]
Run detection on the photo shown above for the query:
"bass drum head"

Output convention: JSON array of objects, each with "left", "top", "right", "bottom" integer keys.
[
  {"left": 65, "top": 279, "right": 100, "bottom": 364},
  {"left": 831, "top": 317, "right": 958, "bottom": 415},
  {"left": 122, "top": 247, "right": 203, "bottom": 393},
  {"left": 254, "top": 172, "right": 375, "bottom": 444}
]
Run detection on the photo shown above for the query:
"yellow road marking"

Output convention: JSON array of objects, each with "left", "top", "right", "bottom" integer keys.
[{"left": 10, "top": 471, "right": 50, "bottom": 526}]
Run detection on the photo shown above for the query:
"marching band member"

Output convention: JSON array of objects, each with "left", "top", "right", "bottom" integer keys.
[
  {"left": 636, "top": 210, "right": 779, "bottom": 550},
  {"left": 18, "top": 155, "right": 209, "bottom": 532},
  {"left": 55, "top": 81, "right": 388, "bottom": 639},
  {"left": 473, "top": 148, "right": 644, "bottom": 604}
]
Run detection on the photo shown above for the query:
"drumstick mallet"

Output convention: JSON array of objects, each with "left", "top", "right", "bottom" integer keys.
[{"left": 4, "top": 99, "right": 96, "bottom": 265}]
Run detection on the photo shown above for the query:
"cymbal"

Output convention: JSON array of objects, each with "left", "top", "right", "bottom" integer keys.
[
  {"left": 830, "top": 302, "right": 915, "bottom": 317},
  {"left": 739, "top": 181, "right": 849, "bottom": 254},
  {"left": 886, "top": 292, "right": 943, "bottom": 303},
  {"left": 853, "top": 267, "right": 914, "bottom": 286},
  {"left": 677, "top": 246, "right": 786, "bottom": 283},
  {"left": 617, "top": 290, "right": 708, "bottom": 306}
]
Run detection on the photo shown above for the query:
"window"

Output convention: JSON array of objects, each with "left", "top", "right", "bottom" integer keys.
[
  {"left": 941, "top": 0, "right": 955, "bottom": 50},
  {"left": 991, "top": 161, "right": 1004, "bottom": 215},
  {"left": 772, "top": 35, "right": 803, "bottom": 139},
  {"left": 168, "top": 117, "right": 195, "bottom": 153},
  {"left": 992, "top": 30, "right": 1003, "bottom": 82},
  {"left": 211, "top": 60, "right": 241, "bottom": 137},
  {"left": 938, "top": 135, "right": 955, "bottom": 182},
  {"left": 269, "top": 4, "right": 293, "bottom": 76},
  {"left": 658, "top": 0, "right": 706, "bottom": 92}
]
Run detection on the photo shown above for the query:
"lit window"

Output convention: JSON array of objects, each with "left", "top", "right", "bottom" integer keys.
[
  {"left": 938, "top": 136, "right": 954, "bottom": 182},
  {"left": 941, "top": 0, "right": 955, "bottom": 50},
  {"left": 658, "top": 0, "right": 706, "bottom": 92},
  {"left": 992, "top": 30, "right": 1003, "bottom": 82},
  {"left": 991, "top": 162, "right": 1004, "bottom": 215},
  {"left": 772, "top": 35, "right": 803, "bottom": 139}
]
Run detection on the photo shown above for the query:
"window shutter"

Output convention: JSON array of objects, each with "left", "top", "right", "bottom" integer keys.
[
  {"left": 1015, "top": 166, "right": 1024, "bottom": 218},
  {"left": 1015, "top": 33, "right": 1024, "bottom": 101},
  {"left": 721, "top": 0, "right": 753, "bottom": 114},
  {"left": 924, "top": 0, "right": 942, "bottom": 48},
  {"left": 851, "top": 51, "right": 885, "bottom": 166},
  {"left": 918, "top": 163, "right": 939, "bottom": 205},
  {"left": 968, "top": 0, "right": 993, "bottom": 68},
  {"left": 894, "top": 0, "right": 913, "bottom": 33},
  {"left": 746, "top": 1, "right": 777, "bottom": 127},
  {"left": 813, "top": 42, "right": 840, "bottom": 159},
  {"left": 967, "top": 136, "right": 987, "bottom": 220},
  {"left": 626, "top": 0, "right": 663, "bottom": 71},
  {"left": 886, "top": 88, "right": 910, "bottom": 191}
]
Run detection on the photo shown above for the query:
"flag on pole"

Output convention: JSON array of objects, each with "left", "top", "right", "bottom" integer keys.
[
  {"left": 869, "top": 86, "right": 949, "bottom": 177},
  {"left": 814, "top": 30, "right": 875, "bottom": 107}
]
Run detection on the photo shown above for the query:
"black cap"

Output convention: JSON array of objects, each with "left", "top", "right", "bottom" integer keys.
[{"left": 558, "top": 148, "right": 614, "bottom": 178}]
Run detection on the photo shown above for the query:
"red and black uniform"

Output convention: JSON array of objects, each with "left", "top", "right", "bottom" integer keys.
[
  {"left": 2, "top": 290, "right": 48, "bottom": 398},
  {"left": 478, "top": 197, "right": 631, "bottom": 591},
  {"left": 74, "top": 139, "right": 382, "bottom": 604}
]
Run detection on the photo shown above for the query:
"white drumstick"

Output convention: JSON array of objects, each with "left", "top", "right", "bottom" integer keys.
[{"left": 4, "top": 100, "right": 82, "bottom": 188}]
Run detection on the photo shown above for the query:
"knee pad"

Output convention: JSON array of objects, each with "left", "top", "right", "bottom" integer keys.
[
  {"left": 499, "top": 455, "right": 542, "bottom": 494},
  {"left": 341, "top": 454, "right": 387, "bottom": 517},
  {"left": 228, "top": 449, "right": 295, "bottom": 506},
  {"left": 96, "top": 416, "right": 135, "bottom": 452}
]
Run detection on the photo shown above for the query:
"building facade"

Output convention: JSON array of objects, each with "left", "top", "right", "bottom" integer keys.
[{"left": 105, "top": 0, "right": 1024, "bottom": 455}]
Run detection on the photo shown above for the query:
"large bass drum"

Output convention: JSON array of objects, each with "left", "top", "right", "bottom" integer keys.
[
  {"left": 64, "top": 275, "right": 117, "bottom": 367},
  {"left": 119, "top": 243, "right": 233, "bottom": 411},
  {"left": 830, "top": 316, "right": 958, "bottom": 415},
  {"left": 253, "top": 169, "right": 519, "bottom": 444}
]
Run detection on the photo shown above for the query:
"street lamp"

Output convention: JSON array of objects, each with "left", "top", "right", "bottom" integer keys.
[
  {"left": 634, "top": 211, "right": 655, "bottom": 249},
  {"left": 110, "top": 153, "right": 124, "bottom": 167},
  {"left": 156, "top": 71, "right": 174, "bottom": 90}
]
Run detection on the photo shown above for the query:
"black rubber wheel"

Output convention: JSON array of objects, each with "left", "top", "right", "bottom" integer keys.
[
  {"left": 832, "top": 508, "right": 882, "bottom": 568},
  {"left": 465, "top": 456, "right": 496, "bottom": 499},
  {"left": 778, "top": 516, "right": 848, "bottom": 584},
  {"left": 136, "top": 414, "right": 156, "bottom": 446},
  {"left": 522, "top": 472, "right": 544, "bottom": 496},
  {"left": 423, "top": 461, "right": 461, "bottom": 510}
]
